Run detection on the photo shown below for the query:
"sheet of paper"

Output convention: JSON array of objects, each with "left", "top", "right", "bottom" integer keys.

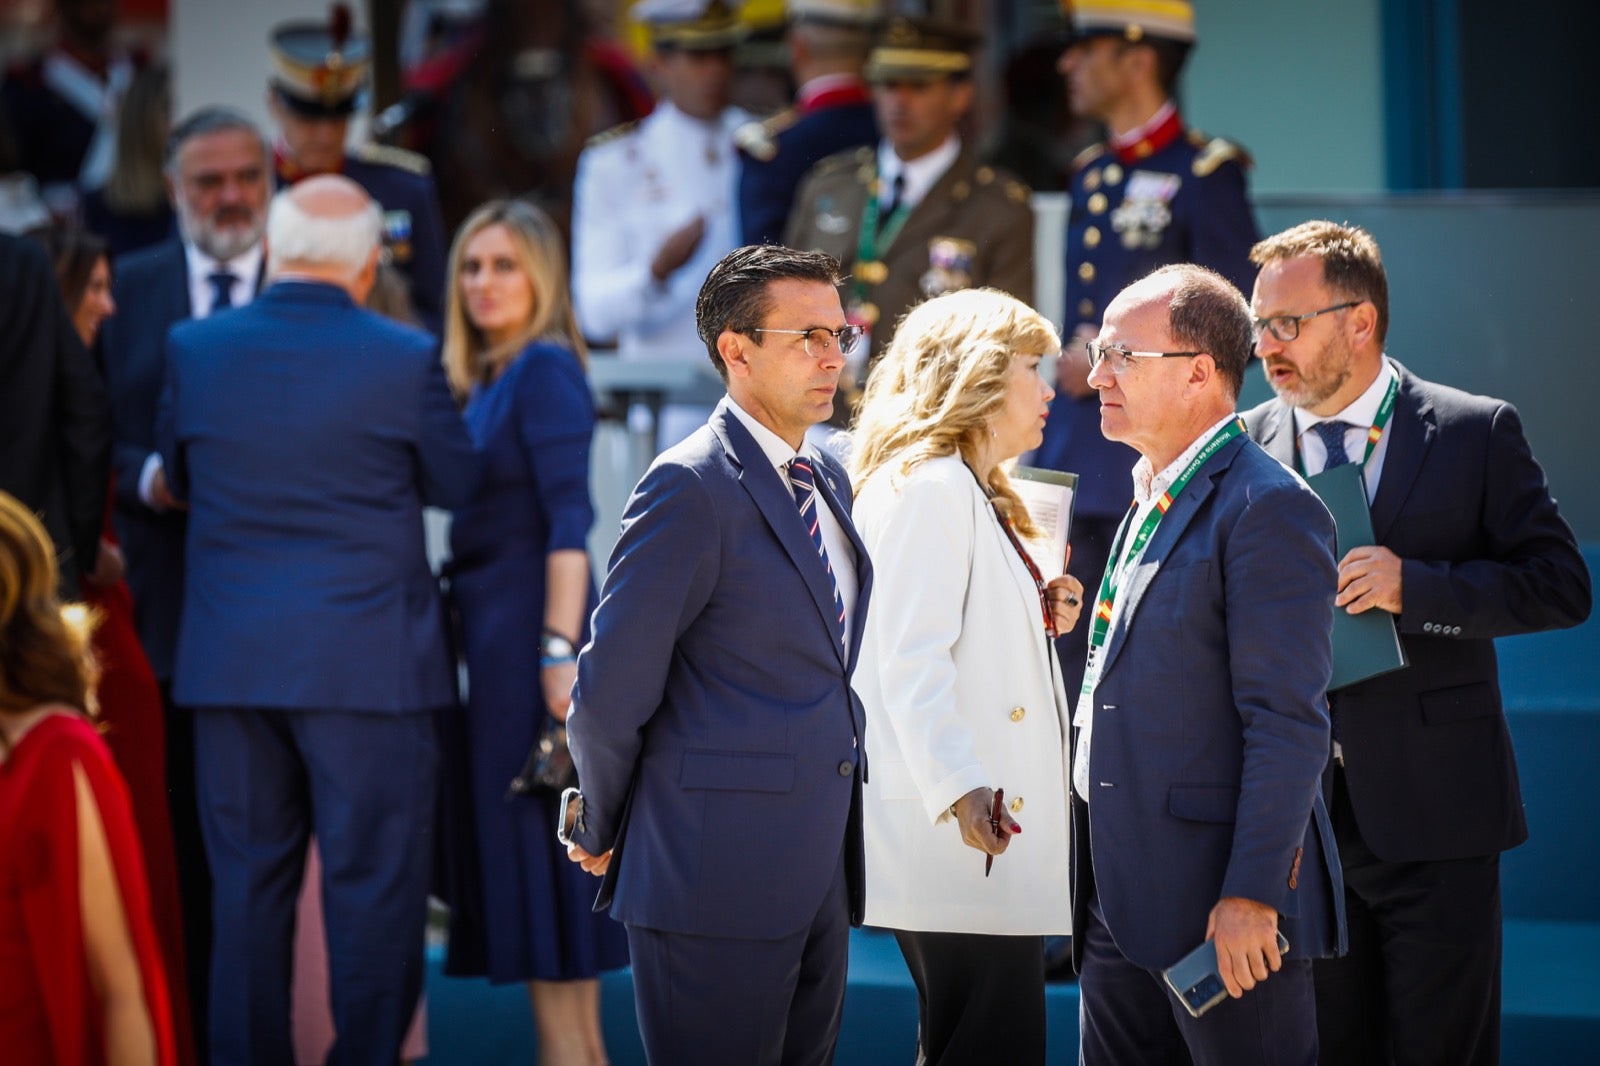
[{"left": 1009, "top": 465, "right": 1078, "bottom": 580}]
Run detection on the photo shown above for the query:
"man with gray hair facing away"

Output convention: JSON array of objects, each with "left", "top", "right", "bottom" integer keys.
[{"left": 156, "top": 174, "right": 479, "bottom": 1065}]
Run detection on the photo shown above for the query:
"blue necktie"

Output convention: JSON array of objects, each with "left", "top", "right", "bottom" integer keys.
[
  {"left": 207, "top": 270, "right": 238, "bottom": 315},
  {"left": 788, "top": 457, "right": 846, "bottom": 644},
  {"left": 1314, "top": 419, "right": 1354, "bottom": 470}
]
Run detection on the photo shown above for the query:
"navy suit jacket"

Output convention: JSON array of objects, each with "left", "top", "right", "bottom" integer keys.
[
  {"left": 1071, "top": 432, "right": 1345, "bottom": 972},
  {"left": 99, "top": 238, "right": 194, "bottom": 678},
  {"left": 158, "top": 280, "right": 478, "bottom": 712},
  {"left": 568, "top": 399, "right": 873, "bottom": 940},
  {"left": 1244, "top": 361, "right": 1591, "bottom": 862}
]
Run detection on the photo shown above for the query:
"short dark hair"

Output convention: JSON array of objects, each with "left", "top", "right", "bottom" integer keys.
[
  {"left": 1146, "top": 263, "right": 1254, "bottom": 399},
  {"left": 1250, "top": 220, "right": 1390, "bottom": 345},
  {"left": 695, "top": 245, "right": 844, "bottom": 380},
  {"left": 164, "top": 106, "right": 268, "bottom": 173}
]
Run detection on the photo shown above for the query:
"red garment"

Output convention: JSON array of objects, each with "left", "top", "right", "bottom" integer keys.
[
  {"left": 0, "top": 712, "right": 177, "bottom": 1064},
  {"left": 84, "top": 567, "right": 195, "bottom": 1066}
]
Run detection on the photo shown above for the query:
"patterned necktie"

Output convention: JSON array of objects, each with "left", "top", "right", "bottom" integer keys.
[
  {"left": 788, "top": 457, "right": 846, "bottom": 644},
  {"left": 207, "top": 270, "right": 238, "bottom": 315},
  {"left": 1313, "top": 419, "right": 1354, "bottom": 470}
]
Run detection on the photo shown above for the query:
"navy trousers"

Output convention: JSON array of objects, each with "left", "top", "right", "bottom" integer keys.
[
  {"left": 625, "top": 847, "right": 851, "bottom": 1066},
  {"left": 194, "top": 706, "right": 438, "bottom": 1066}
]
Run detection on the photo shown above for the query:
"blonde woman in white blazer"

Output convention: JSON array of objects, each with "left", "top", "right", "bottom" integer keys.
[{"left": 850, "top": 289, "right": 1084, "bottom": 1065}]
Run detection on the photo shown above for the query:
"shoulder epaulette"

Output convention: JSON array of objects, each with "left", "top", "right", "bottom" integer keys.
[
  {"left": 585, "top": 118, "right": 641, "bottom": 148},
  {"left": 1190, "top": 135, "right": 1253, "bottom": 177},
  {"left": 351, "top": 142, "right": 432, "bottom": 176},
  {"left": 812, "top": 144, "right": 873, "bottom": 176},
  {"left": 1070, "top": 142, "right": 1107, "bottom": 175},
  {"left": 735, "top": 108, "right": 797, "bottom": 162}
]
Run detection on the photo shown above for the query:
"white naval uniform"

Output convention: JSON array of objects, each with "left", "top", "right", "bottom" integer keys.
[{"left": 573, "top": 101, "right": 750, "bottom": 447}]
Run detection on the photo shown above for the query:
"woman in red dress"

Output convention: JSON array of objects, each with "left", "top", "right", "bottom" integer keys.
[
  {"left": 46, "top": 227, "right": 194, "bottom": 1064},
  {"left": 0, "top": 491, "right": 176, "bottom": 1064}
]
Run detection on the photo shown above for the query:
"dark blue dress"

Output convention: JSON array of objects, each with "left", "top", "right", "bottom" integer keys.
[{"left": 449, "top": 341, "right": 628, "bottom": 983}]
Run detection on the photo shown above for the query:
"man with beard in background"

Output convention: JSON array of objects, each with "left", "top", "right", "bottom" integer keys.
[{"left": 98, "top": 105, "right": 272, "bottom": 1052}]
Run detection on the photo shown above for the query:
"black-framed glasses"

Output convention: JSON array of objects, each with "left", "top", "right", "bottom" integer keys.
[
  {"left": 1252, "top": 301, "right": 1361, "bottom": 343},
  {"left": 743, "top": 325, "right": 863, "bottom": 357},
  {"left": 1085, "top": 340, "right": 1201, "bottom": 375}
]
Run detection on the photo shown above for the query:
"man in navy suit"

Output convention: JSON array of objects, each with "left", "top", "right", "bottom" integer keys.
[
  {"left": 1070, "top": 264, "right": 1343, "bottom": 1064},
  {"left": 158, "top": 174, "right": 478, "bottom": 1065},
  {"left": 735, "top": 0, "right": 880, "bottom": 247},
  {"left": 1243, "top": 221, "right": 1592, "bottom": 1066},
  {"left": 98, "top": 104, "right": 271, "bottom": 1040},
  {"left": 562, "top": 244, "right": 873, "bottom": 1065}
]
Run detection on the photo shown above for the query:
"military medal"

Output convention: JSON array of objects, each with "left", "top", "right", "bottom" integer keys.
[
  {"left": 920, "top": 237, "right": 976, "bottom": 297},
  {"left": 856, "top": 260, "right": 888, "bottom": 285}
]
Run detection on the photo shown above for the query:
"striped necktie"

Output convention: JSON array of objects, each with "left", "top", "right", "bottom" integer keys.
[{"left": 787, "top": 456, "right": 846, "bottom": 645}]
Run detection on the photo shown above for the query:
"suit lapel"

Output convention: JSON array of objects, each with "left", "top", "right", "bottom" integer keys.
[
  {"left": 1254, "top": 400, "right": 1298, "bottom": 469},
  {"left": 712, "top": 403, "right": 848, "bottom": 663},
  {"left": 811, "top": 454, "right": 871, "bottom": 673},
  {"left": 160, "top": 240, "right": 192, "bottom": 321},
  {"left": 1367, "top": 363, "right": 1435, "bottom": 542},
  {"left": 888, "top": 147, "right": 969, "bottom": 257},
  {"left": 1096, "top": 437, "right": 1241, "bottom": 680}
]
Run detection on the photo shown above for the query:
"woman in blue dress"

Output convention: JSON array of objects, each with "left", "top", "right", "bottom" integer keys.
[{"left": 442, "top": 199, "right": 627, "bottom": 1066}]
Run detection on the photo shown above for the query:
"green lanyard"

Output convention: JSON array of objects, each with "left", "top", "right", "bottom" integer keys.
[
  {"left": 1081, "top": 417, "right": 1246, "bottom": 697},
  {"left": 851, "top": 179, "right": 910, "bottom": 301},
  {"left": 1294, "top": 370, "right": 1400, "bottom": 476}
]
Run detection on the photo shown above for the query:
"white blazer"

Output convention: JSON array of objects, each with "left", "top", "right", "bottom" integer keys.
[{"left": 853, "top": 454, "right": 1073, "bottom": 935}]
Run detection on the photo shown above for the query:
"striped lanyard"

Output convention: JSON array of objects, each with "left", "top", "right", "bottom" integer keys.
[
  {"left": 1293, "top": 370, "right": 1400, "bottom": 476},
  {"left": 1081, "top": 417, "right": 1245, "bottom": 697}
]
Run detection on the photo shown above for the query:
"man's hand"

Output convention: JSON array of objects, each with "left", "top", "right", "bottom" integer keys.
[
  {"left": 950, "top": 787, "right": 1019, "bottom": 856},
  {"left": 1056, "top": 325, "right": 1098, "bottom": 400},
  {"left": 149, "top": 465, "right": 187, "bottom": 512},
  {"left": 1336, "top": 545, "right": 1403, "bottom": 615},
  {"left": 566, "top": 842, "right": 612, "bottom": 877},
  {"left": 650, "top": 216, "right": 706, "bottom": 282},
  {"left": 85, "top": 538, "right": 125, "bottom": 587},
  {"left": 541, "top": 660, "right": 576, "bottom": 722},
  {"left": 1204, "top": 897, "right": 1283, "bottom": 998}
]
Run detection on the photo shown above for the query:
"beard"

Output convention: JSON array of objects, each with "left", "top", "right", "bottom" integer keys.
[
  {"left": 1263, "top": 331, "right": 1354, "bottom": 411},
  {"left": 176, "top": 198, "right": 265, "bottom": 262}
]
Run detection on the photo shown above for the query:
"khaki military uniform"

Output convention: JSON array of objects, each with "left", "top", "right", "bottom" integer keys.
[{"left": 785, "top": 144, "right": 1034, "bottom": 364}]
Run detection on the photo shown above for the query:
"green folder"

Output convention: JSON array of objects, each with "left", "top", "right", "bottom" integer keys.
[{"left": 1304, "top": 463, "right": 1409, "bottom": 690}]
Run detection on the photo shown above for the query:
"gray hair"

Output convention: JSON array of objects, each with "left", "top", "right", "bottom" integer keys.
[
  {"left": 164, "top": 106, "right": 268, "bottom": 173},
  {"left": 265, "top": 188, "right": 382, "bottom": 279}
]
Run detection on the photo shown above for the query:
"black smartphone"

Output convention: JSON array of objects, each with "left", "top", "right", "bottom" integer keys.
[{"left": 1162, "top": 930, "right": 1291, "bottom": 1018}]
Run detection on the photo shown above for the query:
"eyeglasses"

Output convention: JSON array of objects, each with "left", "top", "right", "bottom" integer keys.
[
  {"left": 1085, "top": 340, "right": 1201, "bottom": 375},
  {"left": 743, "top": 325, "right": 863, "bottom": 358},
  {"left": 1252, "top": 301, "right": 1361, "bottom": 343}
]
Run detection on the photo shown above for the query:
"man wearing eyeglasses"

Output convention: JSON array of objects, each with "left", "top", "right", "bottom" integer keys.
[
  {"left": 1069, "top": 263, "right": 1342, "bottom": 1065},
  {"left": 560, "top": 244, "right": 874, "bottom": 1065},
  {"left": 1033, "top": 0, "right": 1259, "bottom": 720},
  {"left": 1242, "top": 220, "right": 1592, "bottom": 1066}
]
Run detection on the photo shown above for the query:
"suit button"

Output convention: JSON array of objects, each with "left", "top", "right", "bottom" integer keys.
[
  {"left": 838, "top": 761, "right": 853, "bottom": 777},
  {"left": 1084, "top": 225, "right": 1102, "bottom": 249},
  {"left": 1010, "top": 706, "right": 1026, "bottom": 722},
  {"left": 1451, "top": 625, "right": 1462, "bottom": 636},
  {"left": 1078, "top": 261, "right": 1096, "bottom": 282},
  {"left": 1424, "top": 622, "right": 1435, "bottom": 633},
  {"left": 1010, "top": 796, "right": 1024, "bottom": 813}
]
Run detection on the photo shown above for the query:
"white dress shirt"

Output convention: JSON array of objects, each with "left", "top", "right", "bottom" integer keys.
[
  {"left": 876, "top": 134, "right": 961, "bottom": 215},
  {"left": 1292, "top": 360, "right": 1399, "bottom": 504},
  {"left": 726, "top": 397, "right": 859, "bottom": 652},
  {"left": 1073, "top": 412, "right": 1240, "bottom": 801}
]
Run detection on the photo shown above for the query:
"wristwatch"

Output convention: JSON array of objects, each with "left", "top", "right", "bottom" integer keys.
[
  {"left": 555, "top": 786, "right": 584, "bottom": 847},
  {"left": 540, "top": 630, "right": 577, "bottom": 663}
]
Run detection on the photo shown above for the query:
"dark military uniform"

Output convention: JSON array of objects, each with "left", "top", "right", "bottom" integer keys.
[
  {"left": 785, "top": 143, "right": 1034, "bottom": 362},
  {"left": 275, "top": 144, "right": 449, "bottom": 333},
  {"left": 1036, "top": 110, "right": 1257, "bottom": 519},
  {"left": 736, "top": 79, "right": 878, "bottom": 247}
]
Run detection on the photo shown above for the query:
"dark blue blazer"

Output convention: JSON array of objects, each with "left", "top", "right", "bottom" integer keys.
[
  {"left": 568, "top": 399, "right": 873, "bottom": 939},
  {"left": 738, "top": 100, "right": 878, "bottom": 248},
  {"left": 1071, "top": 433, "right": 1345, "bottom": 971},
  {"left": 1244, "top": 361, "right": 1592, "bottom": 862},
  {"left": 99, "top": 238, "right": 195, "bottom": 678},
  {"left": 158, "top": 280, "right": 478, "bottom": 712}
]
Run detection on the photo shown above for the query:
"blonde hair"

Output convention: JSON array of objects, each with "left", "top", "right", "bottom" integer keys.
[
  {"left": 0, "top": 494, "right": 99, "bottom": 740},
  {"left": 850, "top": 289, "right": 1059, "bottom": 538},
  {"left": 103, "top": 65, "right": 171, "bottom": 215},
  {"left": 441, "top": 199, "right": 586, "bottom": 398}
]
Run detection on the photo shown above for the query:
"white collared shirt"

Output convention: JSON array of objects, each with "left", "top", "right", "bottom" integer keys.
[
  {"left": 184, "top": 242, "right": 263, "bottom": 319},
  {"left": 877, "top": 134, "right": 961, "bottom": 214},
  {"left": 1292, "top": 361, "right": 1398, "bottom": 504},
  {"left": 1073, "top": 411, "right": 1240, "bottom": 802},
  {"left": 726, "top": 398, "right": 859, "bottom": 652}
]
